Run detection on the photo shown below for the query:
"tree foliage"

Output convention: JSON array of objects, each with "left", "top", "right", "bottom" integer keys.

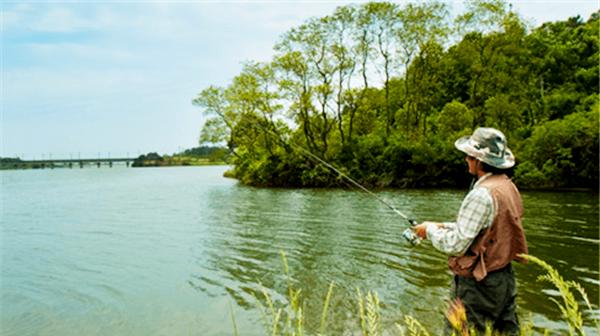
[{"left": 193, "top": 1, "right": 599, "bottom": 189}]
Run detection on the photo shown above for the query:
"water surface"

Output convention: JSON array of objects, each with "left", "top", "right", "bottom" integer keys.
[{"left": 1, "top": 166, "right": 598, "bottom": 335}]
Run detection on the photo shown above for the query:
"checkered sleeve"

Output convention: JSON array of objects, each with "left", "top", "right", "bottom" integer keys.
[{"left": 426, "top": 187, "right": 494, "bottom": 255}]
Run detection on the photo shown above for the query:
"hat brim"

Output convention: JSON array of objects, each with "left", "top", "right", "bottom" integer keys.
[{"left": 455, "top": 136, "right": 515, "bottom": 169}]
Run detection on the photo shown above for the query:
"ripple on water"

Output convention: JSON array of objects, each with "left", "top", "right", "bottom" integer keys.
[{"left": 2, "top": 168, "right": 598, "bottom": 336}]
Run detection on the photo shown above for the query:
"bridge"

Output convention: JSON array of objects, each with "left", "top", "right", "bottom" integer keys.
[{"left": 2, "top": 157, "right": 138, "bottom": 169}]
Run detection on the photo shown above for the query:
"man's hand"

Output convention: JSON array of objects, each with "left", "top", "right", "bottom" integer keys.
[
  {"left": 413, "top": 222, "right": 445, "bottom": 239},
  {"left": 413, "top": 223, "right": 428, "bottom": 239}
]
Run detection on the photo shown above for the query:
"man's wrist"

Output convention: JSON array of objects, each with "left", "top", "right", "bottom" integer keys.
[{"left": 425, "top": 222, "right": 443, "bottom": 237}]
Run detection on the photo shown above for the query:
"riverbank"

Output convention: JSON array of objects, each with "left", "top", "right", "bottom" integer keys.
[
  {"left": 131, "top": 155, "right": 227, "bottom": 167},
  {"left": 132, "top": 148, "right": 229, "bottom": 167},
  {"left": 222, "top": 168, "right": 598, "bottom": 192}
]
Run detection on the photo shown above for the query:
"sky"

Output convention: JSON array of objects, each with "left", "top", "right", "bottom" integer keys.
[{"left": 2, "top": 1, "right": 598, "bottom": 160}]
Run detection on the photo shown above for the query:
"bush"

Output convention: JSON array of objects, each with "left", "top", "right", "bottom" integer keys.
[{"left": 519, "top": 109, "right": 598, "bottom": 188}]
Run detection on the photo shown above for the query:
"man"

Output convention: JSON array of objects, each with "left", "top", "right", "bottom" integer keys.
[{"left": 413, "top": 127, "right": 528, "bottom": 334}]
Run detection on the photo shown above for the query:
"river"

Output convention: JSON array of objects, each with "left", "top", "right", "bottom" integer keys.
[{"left": 1, "top": 166, "right": 598, "bottom": 335}]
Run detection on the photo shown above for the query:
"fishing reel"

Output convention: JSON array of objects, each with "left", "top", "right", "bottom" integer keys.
[{"left": 402, "top": 219, "right": 422, "bottom": 246}]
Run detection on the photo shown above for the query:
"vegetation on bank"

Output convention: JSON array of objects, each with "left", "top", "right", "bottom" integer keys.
[
  {"left": 236, "top": 252, "right": 598, "bottom": 336},
  {"left": 193, "top": 0, "right": 599, "bottom": 189},
  {"left": 0, "top": 158, "right": 32, "bottom": 170},
  {"left": 131, "top": 146, "right": 230, "bottom": 167}
]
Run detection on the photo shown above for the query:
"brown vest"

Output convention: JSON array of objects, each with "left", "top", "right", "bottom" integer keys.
[{"left": 448, "top": 174, "right": 528, "bottom": 281}]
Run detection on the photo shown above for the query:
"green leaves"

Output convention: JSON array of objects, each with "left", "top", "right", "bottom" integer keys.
[
  {"left": 515, "top": 106, "right": 599, "bottom": 188},
  {"left": 192, "top": 1, "right": 598, "bottom": 189}
]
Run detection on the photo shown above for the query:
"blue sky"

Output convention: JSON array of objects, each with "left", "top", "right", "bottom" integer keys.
[{"left": 2, "top": 1, "right": 598, "bottom": 159}]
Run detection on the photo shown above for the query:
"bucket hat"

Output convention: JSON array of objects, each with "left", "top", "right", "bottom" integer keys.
[{"left": 455, "top": 127, "right": 515, "bottom": 169}]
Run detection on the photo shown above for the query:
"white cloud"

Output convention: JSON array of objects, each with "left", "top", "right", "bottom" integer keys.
[
  {"left": 24, "top": 41, "right": 136, "bottom": 63},
  {"left": 4, "top": 4, "right": 99, "bottom": 33},
  {"left": 3, "top": 1, "right": 599, "bottom": 157},
  {"left": 32, "top": 7, "right": 91, "bottom": 32}
]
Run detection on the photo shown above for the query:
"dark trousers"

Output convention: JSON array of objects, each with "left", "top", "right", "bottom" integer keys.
[{"left": 448, "top": 264, "right": 519, "bottom": 335}]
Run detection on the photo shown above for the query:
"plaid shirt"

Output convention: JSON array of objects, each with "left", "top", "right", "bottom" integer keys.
[{"left": 426, "top": 173, "right": 495, "bottom": 256}]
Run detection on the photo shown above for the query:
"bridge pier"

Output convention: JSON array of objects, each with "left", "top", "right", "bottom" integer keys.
[{"left": 20, "top": 157, "right": 136, "bottom": 169}]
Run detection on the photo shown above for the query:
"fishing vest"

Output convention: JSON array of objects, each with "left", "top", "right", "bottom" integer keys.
[{"left": 448, "top": 174, "right": 528, "bottom": 281}]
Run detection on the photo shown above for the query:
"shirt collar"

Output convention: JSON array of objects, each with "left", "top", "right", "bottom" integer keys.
[{"left": 474, "top": 172, "right": 493, "bottom": 188}]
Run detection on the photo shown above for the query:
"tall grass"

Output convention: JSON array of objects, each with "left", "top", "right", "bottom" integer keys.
[
  {"left": 230, "top": 253, "right": 597, "bottom": 335},
  {"left": 357, "top": 288, "right": 381, "bottom": 336},
  {"left": 518, "top": 254, "right": 599, "bottom": 336}
]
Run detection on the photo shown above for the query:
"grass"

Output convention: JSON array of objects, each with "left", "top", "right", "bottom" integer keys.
[
  {"left": 230, "top": 252, "right": 598, "bottom": 336},
  {"left": 518, "top": 254, "right": 598, "bottom": 336}
]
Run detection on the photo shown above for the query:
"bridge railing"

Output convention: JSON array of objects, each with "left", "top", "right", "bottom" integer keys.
[{"left": 1, "top": 157, "right": 138, "bottom": 169}]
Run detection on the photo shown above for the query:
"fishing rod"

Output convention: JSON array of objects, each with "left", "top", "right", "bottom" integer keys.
[{"left": 259, "top": 125, "right": 422, "bottom": 245}]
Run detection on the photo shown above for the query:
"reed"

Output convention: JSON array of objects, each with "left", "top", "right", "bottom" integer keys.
[
  {"left": 398, "top": 315, "right": 431, "bottom": 336},
  {"left": 518, "top": 254, "right": 599, "bottom": 336},
  {"left": 229, "top": 300, "right": 240, "bottom": 336},
  {"left": 239, "top": 253, "right": 597, "bottom": 335},
  {"left": 357, "top": 288, "right": 381, "bottom": 336},
  {"left": 319, "top": 282, "right": 335, "bottom": 335}
]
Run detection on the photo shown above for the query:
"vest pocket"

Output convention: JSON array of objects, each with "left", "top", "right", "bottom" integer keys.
[{"left": 456, "top": 255, "right": 478, "bottom": 269}]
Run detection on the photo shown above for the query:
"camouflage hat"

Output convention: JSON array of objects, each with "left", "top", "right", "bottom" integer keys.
[{"left": 454, "top": 127, "right": 515, "bottom": 169}]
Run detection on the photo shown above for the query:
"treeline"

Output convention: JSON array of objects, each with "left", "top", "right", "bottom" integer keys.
[
  {"left": 0, "top": 157, "right": 28, "bottom": 170},
  {"left": 193, "top": 0, "right": 598, "bottom": 189},
  {"left": 181, "top": 146, "right": 230, "bottom": 160},
  {"left": 132, "top": 147, "right": 229, "bottom": 167}
]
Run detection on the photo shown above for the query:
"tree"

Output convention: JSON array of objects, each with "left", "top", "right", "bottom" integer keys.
[
  {"left": 434, "top": 100, "right": 474, "bottom": 136},
  {"left": 396, "top": 1, "right": 449, "bottom": 135},
  {"left": 192, "top": 1, "right": 598, "bottom": 190},
  {"left": 328, "top": 6, "right": 357, "bottom": 145},
  {"left": 193, "top": 86, "right": 239, "bottom": 156},
  {"left": 225, "top": 61, "right": 285, "bottom": 156},
  {"left": 516, "top": 106, "right": 599, "bottom": 188},
  {"left": 275, "top": 18, "right": 337, "bottom": 157},
  {"left": 361, "top": 2, "right": 400, "bottom": 137}
]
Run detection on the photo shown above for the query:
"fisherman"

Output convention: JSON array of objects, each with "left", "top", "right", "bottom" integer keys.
[{"left": 413, "top": 127, "right": 528, "bottom": 334}]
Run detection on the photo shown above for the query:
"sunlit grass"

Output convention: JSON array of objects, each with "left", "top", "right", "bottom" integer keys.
[
  {"left": 518, "top": 254, "right": 599, "bottom": 336},
  {"left": 229, "top": 252, "right": 598, "bottom": 335}
]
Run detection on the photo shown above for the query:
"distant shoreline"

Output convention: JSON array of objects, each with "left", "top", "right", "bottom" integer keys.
[
  {"left": 0, "top": 147, "right": 231, "bottom": 170},
  {"left": 0, "top": 162, "right": 229, "bottom": 170}
]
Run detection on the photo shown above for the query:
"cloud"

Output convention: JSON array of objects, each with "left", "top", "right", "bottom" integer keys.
[
  {"left": 4, "top": 3, "right": 102, "bottom": 33},
  {"left": 5, "top": 1, "right": 597, "bottom": 157},
  {"left": 33, "top": 7, "right": 94, "bottom": 33},
  {"left": 24, "top": 41, "right": 136, "bottom": 64}
]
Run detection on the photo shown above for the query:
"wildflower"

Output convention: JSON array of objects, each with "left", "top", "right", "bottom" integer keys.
[{"left": 446, "top": 298, "right": 468, "bottom": 336}]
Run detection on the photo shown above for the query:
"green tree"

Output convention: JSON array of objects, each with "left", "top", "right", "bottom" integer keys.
[
  {"left": 328, "top": 6, "right": 357, "bottom": 145},
  {"left": 516, "top": 105, "right": 599, "bottom": 188},
  {"left": 193, "top": 1, "right": 598, "bottom": 190},
  {"left": 275, "top": 18, "right": 337, "bottom": 157},
  {"left": 396, "top": 1, "right": 449, "bottom": 135},
  {"left": 434, "top": 100, "right": 474, "bottom": 136},
  {"left": 193, "top": 86, "right": 238, "bottom": 155},
  {"left": 360, "top": 2, "right": 400, "bottom": 137}
]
